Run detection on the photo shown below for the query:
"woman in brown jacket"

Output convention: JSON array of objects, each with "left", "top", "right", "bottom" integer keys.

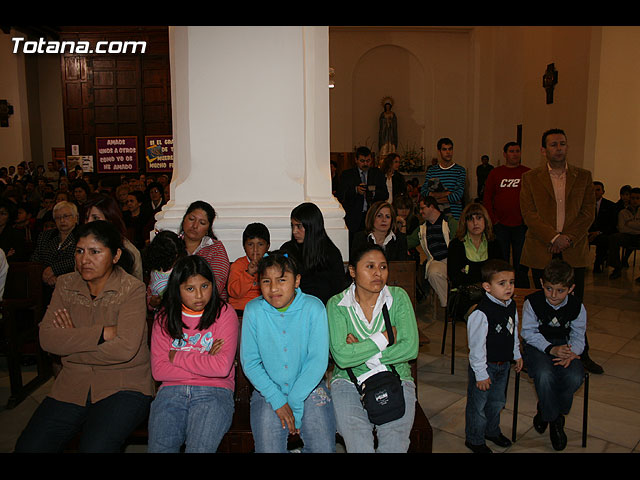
[{"left": 14, "top": 220, "right": 155, "bottom": 453}]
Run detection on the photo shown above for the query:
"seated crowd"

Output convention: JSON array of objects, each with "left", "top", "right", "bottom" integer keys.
[{"left": 4, "top": 133, "right": 637, "bottom": 454}]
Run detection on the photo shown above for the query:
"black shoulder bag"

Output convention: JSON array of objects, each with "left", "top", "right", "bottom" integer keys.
[{"left": 346, "top": 304, "right": 406, "bottom": 425}]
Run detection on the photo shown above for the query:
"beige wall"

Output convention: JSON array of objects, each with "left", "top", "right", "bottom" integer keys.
[
  {"left": 0, "top": 30, "right": 65, "bottom": 170},
  {"left": 0, "top": 32, "right": 30, "bottom": 168},
  {"left": 329, "top": 26, "right": 473, "bottom": 168},
  {"left": 590, "top": 27, "right": 640, "bottom": 197},
  {"left": 328, "top": 26, "right": 640, "bottom": 198}
]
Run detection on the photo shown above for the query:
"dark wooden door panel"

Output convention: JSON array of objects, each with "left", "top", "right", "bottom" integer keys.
[{"left": 59, "top": 27, "right": 172, "bottom": 172}]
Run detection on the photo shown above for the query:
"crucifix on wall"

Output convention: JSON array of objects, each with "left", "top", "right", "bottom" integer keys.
[{"left": 543, "top": 63, "right": 558, "bottom": 105}]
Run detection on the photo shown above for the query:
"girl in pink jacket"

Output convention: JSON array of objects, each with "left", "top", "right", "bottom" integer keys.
[{"left": 148, "top": 255, "right": 239, "bottom": 453}]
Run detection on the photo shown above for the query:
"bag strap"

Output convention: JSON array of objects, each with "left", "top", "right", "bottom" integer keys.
[{"left": 346, "top": 303, "right": 398, "bottom": 392}]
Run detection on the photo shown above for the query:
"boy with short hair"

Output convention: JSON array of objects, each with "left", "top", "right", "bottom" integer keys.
[
  {"left": 521, "top": 258, "right": 586, "bottom": 451},
  {"left": 465, "top": 259, "right": 523, "bottom": 453},
  {"left": 228, "top": 222, "right": 271, "bottom": 312}
]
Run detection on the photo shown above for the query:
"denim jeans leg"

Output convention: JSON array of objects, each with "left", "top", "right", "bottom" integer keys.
[
  {"left": 523, "top": 343, "right": 563, "bottom": 422},
  {"left": 483, "top": 363, "right": 509, "bottom": 438},
  {"left": 375, "top": 380, "right": 416, "bottom": 453},
  {"left": 185, "top": 386, "right": 235, "bottom": 453},
  {"left": 556, "top": 358, "right": 585, "bottom": 416},
  {"left": 331, "top": 378, "right": 376, "bottom": 453},
  {"left": 465, "top": 364, "right": 489, "bottom": 445},
  {"left": 14, "top": 396, "right": 87, "bottom": 453},
  {"left": 79, "top": 390, "right": 152, "bottom": 453},
  {"left": 299, "top": 383, "right": 336, "bottom": 453},
  {"left": 331, "top": 378, "right": 415, "bottom": 453},
  {"left": 148, "top": 385, "right": 189, "bottom": 453},
  {"left": 249, "top": 389, "right": 290, "bottom": 453}
]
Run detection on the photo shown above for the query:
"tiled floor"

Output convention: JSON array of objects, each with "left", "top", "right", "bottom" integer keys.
[
  {"left": 414, "top": 257, "right": 640, "bottom": 453},
  {"left": 1, "top": 254, "right": 639, "bottom": 453}
]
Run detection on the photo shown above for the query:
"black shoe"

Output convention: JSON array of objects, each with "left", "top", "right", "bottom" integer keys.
[
  {"left": 609, "top": 268, "right": 622, "bottom": 279},
  {"left": 533, "top": 411, "right": 548, "bottom": 434},
  {"left": 549, "top": 415, "right": 567, "bottom": 451},
  {"left": 465, "top": 441, "right": 492, "bottom": 453},
  {"left": 485, "top": 433, "right": 512, "bottom": 448},
  {"left": 582, "top": 352, "right": 604, "bottom": 374}
]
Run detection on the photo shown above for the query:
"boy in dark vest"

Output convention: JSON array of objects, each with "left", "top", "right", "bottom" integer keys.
[
  {"left": 465, "top": 259, "right": 523, "bottom": 453},
  {"left": 521, "top": 258, "right": 586, "bottom": 451}
]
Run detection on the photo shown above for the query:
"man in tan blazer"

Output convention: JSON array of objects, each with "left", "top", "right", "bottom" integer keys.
[{"left": 520, "top": 128, "right": 602, "bottom": 374}]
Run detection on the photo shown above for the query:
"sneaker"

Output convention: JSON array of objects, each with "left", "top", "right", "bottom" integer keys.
[
  {"left": 485, "top": 433, "right": 512, "bottom": 448},
  {"left": 549, "top": 415, "right": 567, "bottom": 451},
  {"left": 533, "top": 411, "right": 548, "bottom": 434},
  {"left": 465, "top": 441, "right": 492, "bottom": 453}
]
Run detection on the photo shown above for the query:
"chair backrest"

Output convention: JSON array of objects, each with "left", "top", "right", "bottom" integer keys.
[
  {"left": 513, "top": 288, "right": 539, "bottom": 320},
  {"left": 3, "top": 262, "right": 44, "bottom": 305},
  {"left": 387, "top": 260, "right": 417, "bottom": 309}
]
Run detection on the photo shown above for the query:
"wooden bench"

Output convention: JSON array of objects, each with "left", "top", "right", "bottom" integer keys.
[
  {"left": 0, "top": 262, "right": 52, "bottom": 409},
  {"left": 126, "top": 261, "right": 432, "bottom": 453}
]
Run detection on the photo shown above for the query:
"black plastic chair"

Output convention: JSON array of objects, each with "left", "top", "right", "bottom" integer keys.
[{"left": 511, "top": 368, "right": 589, "bottom": 447}]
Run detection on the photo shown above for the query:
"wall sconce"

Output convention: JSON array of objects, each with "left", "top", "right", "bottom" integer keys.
[{"left": 329, "top": 67, "right": 335, "bottom": 89}]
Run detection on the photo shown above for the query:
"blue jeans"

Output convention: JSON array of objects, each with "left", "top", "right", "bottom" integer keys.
[
  {"left": 14, "top": 390, "right": 151, "bottom": 453},
  {"left": 331, "top": 377, "right": 416, "bottom": 453},
  {"left": 465, "top": 362, "right": 510, "bottom": 445},
  {"left": 493, "top": 223, "right": 529, "bottom": 288},
  {"left": 147, "top": 385, "right": 234, "bottom": 453},
  {"left": 522, "top": 342, "right": 584, "bottom": 422},
  {"left": 250, "top": 382, "right": 336, "bottom": 453}
]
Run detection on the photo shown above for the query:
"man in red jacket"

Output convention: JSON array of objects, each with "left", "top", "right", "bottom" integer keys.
[{"left": 483, "top": 142, "right": 530, "bottom": 287}]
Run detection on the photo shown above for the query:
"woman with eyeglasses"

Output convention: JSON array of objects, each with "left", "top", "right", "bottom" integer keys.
[
  {"left": 30, "top": 200, "right": 80, "bottom": 302},
  {"left": 447, "top": 202, "right": 502, "bottom": 320}
]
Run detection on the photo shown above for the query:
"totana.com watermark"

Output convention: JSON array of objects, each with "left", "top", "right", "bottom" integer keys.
[{"left": 11, "top": 37, "right": 147, "bottom": 54}]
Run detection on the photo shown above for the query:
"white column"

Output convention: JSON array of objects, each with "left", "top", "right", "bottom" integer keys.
[{"left": 156, "top": 26, "right": 347, "bottom": 261}]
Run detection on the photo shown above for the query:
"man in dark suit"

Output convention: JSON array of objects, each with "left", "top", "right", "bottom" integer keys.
[
  {"left": 589, "top": 181, "right": 618, "bottom": 273},
  {"left": 336, "top": 146, "right": 389, "bottom": 246}
]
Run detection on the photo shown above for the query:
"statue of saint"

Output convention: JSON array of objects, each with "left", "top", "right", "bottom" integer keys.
[{"left": 378, "top": 97, "right": 398, "bottom": 157}]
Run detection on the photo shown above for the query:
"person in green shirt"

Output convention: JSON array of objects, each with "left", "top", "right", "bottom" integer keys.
[{"left": 327, "top": 244, "right": 419, "bottom": 453}]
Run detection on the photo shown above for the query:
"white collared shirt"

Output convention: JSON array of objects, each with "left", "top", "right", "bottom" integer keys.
[{"left": 337, "top": 283, "right": 395, "bottom": 383}]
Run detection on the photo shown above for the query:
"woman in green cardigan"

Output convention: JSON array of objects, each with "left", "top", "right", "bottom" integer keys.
[{"left": 326, "top": 244, "right": 419, "bottom": 453}]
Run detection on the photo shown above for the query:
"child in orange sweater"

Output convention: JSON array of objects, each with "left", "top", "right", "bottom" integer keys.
[{"left": 228, "top": 223, "right": 270, "bottom": 312}]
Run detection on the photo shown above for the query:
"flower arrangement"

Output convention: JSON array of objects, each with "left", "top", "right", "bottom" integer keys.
[{"left": 399, "top": 143, "right": 425, "bottom": 173}]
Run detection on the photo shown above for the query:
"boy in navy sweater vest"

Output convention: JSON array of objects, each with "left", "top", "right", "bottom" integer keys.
[
  {"left": 465, "top": 259, "right": 523, "bottom": 453},
  {"left": 521, "top": 259, "right": 586, "bottom": 451}
]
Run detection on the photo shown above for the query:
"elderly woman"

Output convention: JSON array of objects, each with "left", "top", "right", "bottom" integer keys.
[
  {"left": 14, "top": 221, "right": 154, "bottom": 453},
  {"left": 179, "top": 200, "right": 230, "bottom": 300},
  {"left": 447, "top": 202, "right": 502, "bottom": 319},
  {"left": 31, "top": 201, "right": 79, "bottom": 298},
  {"left": 350, "top": 200, "right": 408, "bottom": 263}
]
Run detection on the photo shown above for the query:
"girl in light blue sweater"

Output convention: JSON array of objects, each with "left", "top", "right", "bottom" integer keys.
[{"left": 240, "top": 250, "right": 335, "bottom": 453}]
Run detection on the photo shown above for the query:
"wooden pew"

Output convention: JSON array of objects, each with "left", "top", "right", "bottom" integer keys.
[
  {"left": 126, "top": 261, "right": 433, "bottom": 453},
  {"left": 0, "top": 262, "right": 52, "bottom": 409}
]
